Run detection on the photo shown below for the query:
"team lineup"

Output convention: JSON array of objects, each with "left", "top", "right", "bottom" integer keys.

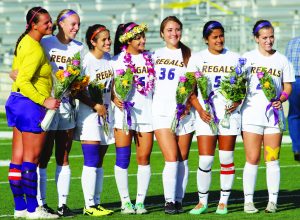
[{"left": 5, "top": 6, "right": 295, "bottom": 219}]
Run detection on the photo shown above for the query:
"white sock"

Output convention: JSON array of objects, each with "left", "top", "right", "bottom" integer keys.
[
  {"left": 175, "top": 160, "right": 189, "bottom": 203},
  {"left": 114, "top": 165, "right": 131, "bottom": 204},
  {"left": 266, "top": 160, "right": 280, "bottom": 204},
  {"left": 136, "top": 164, "right": 151, "bottom": 204},
  {"left": 56, "top": 165, "right": 71, "bottom": 207},
  {"left": 163, "top": 161, "right": 178, "bottom": 203},
  {"left": 94, "top": 167, "right": 104, "bottom": 205},
  {"left": 37, "top": 167, "right": 47, "bottom": 206},
  {"left": 243, "top": 162, "right": 258, "bottom": 204},
  {"left": 197, "top": 155, "right": 214, "bottom": 206},
  {"left": 81, "top": 166, "right": 97, "bottom": 208},
  {"left": 219, "top": 150, "right": 235, "bottom": 205}
]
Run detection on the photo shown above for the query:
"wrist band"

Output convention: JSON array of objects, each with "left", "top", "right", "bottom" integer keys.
[{"left": 281, "top": 91, "right": 289, "bottom": 100}]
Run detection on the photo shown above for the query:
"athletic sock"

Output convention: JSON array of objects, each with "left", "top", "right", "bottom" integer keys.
[
  {"left": 243, "top": 162, "right": 258, "bottom": 204},
  {"left": 136, "top": 164, "right": 151, "bottom": 204},
  {"left": 56, "top": 165, "right": 71, "bottom": 207},
  {"left": 266, "top": 160, "right": 280, "bottom": 204},
  {"left": 37, "top": 167, "right": 47, "bottom": 206},
  {"left": 175, "top": 160, "right": 189, "bottom": 203},
  {"left": 94, "top": 167, "right": 103, "bottom": 205},
  {"left": 162, "top": 161, "right": 178, "bottom": 203}
]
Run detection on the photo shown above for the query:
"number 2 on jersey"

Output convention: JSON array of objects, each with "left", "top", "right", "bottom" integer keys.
[{"left": 159, "top": 68, "right": 175, "bottom": 80}]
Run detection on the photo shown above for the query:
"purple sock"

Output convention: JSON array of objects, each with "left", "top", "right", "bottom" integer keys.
[
  {"left": 115, "top": 146, "right": 131, "bottom": 169},
  {"left": 82, "top": 144, "right": 100, "bottom": 167},
  {"left": 21, "top": 162, "right": 38, "bottom": 213},
  {"left": 8, "top": 163, "right": 26, "bottom": 211}
]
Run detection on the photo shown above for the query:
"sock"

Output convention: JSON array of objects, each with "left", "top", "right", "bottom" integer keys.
[
  {"left": 94, "top": 167, "right": 103, "bottom": 205},
  {"left": 243, "top": 162, "right": 258, "bottom": 204},
  {"left": 114, "top": 165, "right": 131, "bottom": 204},
  {"left": 266, "top": 160, "right": 280, "bottom": 204},
  {"left": 219, "top": 150, "right": 235, "bottom": 205},
  {"left": 175, "top": 160, "right": 189, "bottom": 203},
  {"left": 37, "top": 167, "right": 47, "bottom": 206},
  {"left": 197, "top": 155, "right": 214, "bottom": 205},
  {"left": 163, "top": 161, "right": 178, "bottom": 203},
  {"left": 136, "top": 164, "right": 151, "bottom": 204},
  {"left": 21, "top": 162, "right": 38, "bottom": 212},
  {"left": 8, "top": 163, "right": 26, "bottom": 211},
  {"left": 82, "top": 166, "right": 97, "bottom": 208},
  {"left": 56, "top": 165, "right": 71, "bottom": 207}
]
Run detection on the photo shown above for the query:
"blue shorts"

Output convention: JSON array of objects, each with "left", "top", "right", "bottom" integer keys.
[{"left": 5, "top": 92, "right": 46, "bottom": 133}]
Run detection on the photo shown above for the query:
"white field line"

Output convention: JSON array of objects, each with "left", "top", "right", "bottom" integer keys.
[{"left": 1, "top": 164, "right": 299, "bottom": 185}]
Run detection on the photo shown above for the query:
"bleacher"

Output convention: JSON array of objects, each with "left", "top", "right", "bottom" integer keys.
[{"left": 1, "top": 0, "right": 300, "bottom": 111}]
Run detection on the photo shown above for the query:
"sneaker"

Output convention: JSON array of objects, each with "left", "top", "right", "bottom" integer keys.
[
  {"left": 164, "top": 202, "right": 177, "bottom": 215},
  {"left": 244, "top": 202, "right": 259, "bottom": 214},
  {"left": 189, "top": 203, "right": 208, "bottom": 215},
  {"left": 42, "top": 204, "right": 56, "bottom": 215},
  {"left": 26, "top": 206, "right": 59, "bottom": 219},
  {"left": 14, "top": 209, "right": 27, "bottom": 219},
  {"left": 83, "top": 205, "right": 110, "bottom": 217},
  {"left": 175, "top": 201, "right": 184, "bottom": 213},
  {"left": 121, "top": 202, "right": 135, "bottom": 214},
  {"left": 57, "top": 204, "right": 75, "bottom": 217},
  {"left": 216, "top": 203, "right": 228, "bottom": 215},
  {"left": 96, "top": 204, "right": 114, "bottom": 214},
  {"left": 265, "top": 202, "right": 277, "bottom": 213},
  {"left": 135, "top": 203, "right": 147, "bottom": 214}
]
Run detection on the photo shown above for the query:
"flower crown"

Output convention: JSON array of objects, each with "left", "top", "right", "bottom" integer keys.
[{"left": 119, "top": 23, "right": 148, "bottom": 44}]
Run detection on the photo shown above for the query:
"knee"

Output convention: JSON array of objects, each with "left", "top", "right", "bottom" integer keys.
[
  {"left": 199, "top": 155, "right": 214, "bottom": 171},
  {"left": 265, "top": 146, "right": 280, "bottom": 162},
  {"left": 82, "top": 144, "right": 101, "bottom": 167},
  {"left": 116, "top": 146, "right": 131, "bottom": 169},
  {"left": 136, "top": 153, "right": 150, "bottom": 165}
]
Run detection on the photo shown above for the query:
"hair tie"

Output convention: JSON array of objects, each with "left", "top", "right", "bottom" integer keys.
[
  {"left": 58, "top": 10, "right": 77, "bottom": 23},
  {"left": 90, "top": 27, "right": 107, "bottom": 41},
  {"left": 204, "top": 21, "right": 222, "bottom": 36},
  {"left": 253, "top": 21, "right": 272, "bottom": 35},
  {"left": 124, "top": 23, "right": 138, "bottom": 33},
  {"left": 26, "top": 7, "right": 43, "bottom": 29}
]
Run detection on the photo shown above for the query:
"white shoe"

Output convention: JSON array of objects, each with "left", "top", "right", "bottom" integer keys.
[
  {"left": 265, "top": 202, "right": 277, "bottom": 213},
  {"left": 244, "top": 202, "right": 259, "bottom": 214},
  {"left": 14, "top": 209, "right": 27, "bottom": 219},
  {"left": 26, "top": 206, "right": 59, "bottom": 219},
  {"left": 135, "top": 203, "right": 147, "bottom": 214},
  {"left": 121, "top": 202, "right": 135, "bottom": 214}
]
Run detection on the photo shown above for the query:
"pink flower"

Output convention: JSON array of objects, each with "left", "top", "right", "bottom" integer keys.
[
  {"left": 257, "top": 72, "right": 264, "bottom": 79},
  {"left": 194, "top": 71, "right": 202, "bottom": 78},
  {"left": 63, "top": 71, "right": 70, "bottom": 77},
  {"left": 116, "top": 69, "right": 125, "bottom": 75},
  {"left": 133, "top": 75, "right": 139, "bottom": 82},
  {"left": 72, "top": 59, "right": 80, "bottom": 66},
  {"left": 179, "top": 76, "right": 187, "bottom": 83}
]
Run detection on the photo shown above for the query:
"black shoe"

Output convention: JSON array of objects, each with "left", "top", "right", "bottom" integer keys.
[
  {"left": 42, "top": 204, "right": 56, "bottom": 215},
  {"left": 57, "top": 204, "right": 75, "bottom": 217},
  {"left": 175, "top": 201, "right": 184, "bottom": 213},
  {"left": 294, "top": 153, "right": 300, "bottom": 161},
  {"left": 164, "top": 202, "right": 177, "bottom": 214}
]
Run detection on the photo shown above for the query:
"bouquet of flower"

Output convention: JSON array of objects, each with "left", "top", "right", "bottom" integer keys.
[
  {"left": 219, "top": 58, "right": 247, "bottom": 128},
  {"left": 170, "top": 72, "right": 196, "bottom": 132},
  {"left": 41, "top": 52, "right": 82, "bottom": 131},
  {"left": 70, "top": 75, "right": 90, "bottom": 97},
  {"left": 114, "top": 68, "right": 134, "bottom": 132},
  {"left": 257, "top": 68, "right": 284, "bottom": 131},
  {"left": 88, "top": 79, "right": 109, "bottom": 135},
  {"left": 195, "top": 70, "right": 218, "bottom": 133}
]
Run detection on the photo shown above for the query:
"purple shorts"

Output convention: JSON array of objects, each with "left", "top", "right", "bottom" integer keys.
[{"left": 5, "top": 92, "right": 46, "bottom": 133}]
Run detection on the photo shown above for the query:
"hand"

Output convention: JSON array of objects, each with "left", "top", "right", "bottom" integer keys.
[
  {"left": 198, "top": 109, "right": 211, "bottom": 124},
  {"left": 43, "top": 97, "right": 60, "bottom": 110},
  {"left": 9, "top": 70, "right": 18, "bottom": 81},
  {"left": 94, "top": 104, "right": 107, "bottom": 117},
  {"left": 113, "top": 95, "right": 123, "bottom": 110},
  {"left": 225, "top": 101, "right": 241, "bottom": 113},
  {"left": 272, "top": 100, "right": 282, "bottom": 109},
  {"left": 180, "top": 101, "right": 192, "bottom": 120}
]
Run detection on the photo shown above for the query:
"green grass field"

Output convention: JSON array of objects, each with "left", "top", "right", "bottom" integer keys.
[{"left": 0, "top": 113, "right": 299, "bottom": 219}]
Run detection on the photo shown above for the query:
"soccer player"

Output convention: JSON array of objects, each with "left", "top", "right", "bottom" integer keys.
[
  {"left": 74, "top": 24, "right": 114, "bottom": 217},
  {"left": 187, "top": 21, "right": 241, "bottom": 215},
  {"left": 110, "top": 22, "right": 154, "bottom": 214},
  {"left": 152, "top": 16, "right": 194, "bottom": 214},
  {"left": 241, "top": 20, "right": 294, "bottom": 213},
  {"left": 6, "top": 7, "right": 60, "bottom": 219}
]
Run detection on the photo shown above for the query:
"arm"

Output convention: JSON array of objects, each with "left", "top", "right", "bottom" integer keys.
[
  {"left": 272, "top": 82, "right": 292, "bottom": 109},
  {"left": 189, "top": 92, "right": 211, "bottom": 123},
  {"left": 77, "top": 91, "right": 107, "bottom": 117}
]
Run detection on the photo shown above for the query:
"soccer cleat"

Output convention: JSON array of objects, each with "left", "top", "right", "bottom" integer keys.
[
  {"left": 42, "top": 204, "right": 56, "bottom": 215},
  {"left": 14, "top": 209, "right": 27, "bottom": 219},
  {"left": 83, "top": 206, "right": 110, "bottom": 217},
  {"left": 216, "top": 203, "right": 228, "bottom": 215},
  {"left": 96, "top": 204, "right": 114, "bottom": 214},
  {"left": 175, "top": 201, "right": 184, "bottom": 213},
  {"left": 244, "top": 202, "right": 259, "bottom": 214},
  {"left": 57, "top": 204, "right": 75, "bottom": 217},
  {"left": 135, "top": 203, "right": 147, "bottom": 214},
  {"left": 265, "top": 202, "right": 277, "bottom": 213},
  {"left": 189, "top": 203, "right": 208, "bottom": 215},
  {"left": 26, "top": 206, "right": 59, "bottom": 219},
  {"left": 121, "top": 202, "right": 135, "bottom": 214},
  {"left": 164, "top": 202, "right": 177, "bottom": 215}
]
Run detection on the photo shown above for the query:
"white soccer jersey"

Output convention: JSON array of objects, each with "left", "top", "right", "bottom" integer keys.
[
  {"left": 110, "top": 51, "right": 153, "bottom": 125},
  {"left": 75, "top": 52, "right": 114, "bottom": 144},
  {"left": 241, "top": 49, "right": 295, "bottom": 127},
  {"left": 186, "top": 48, "right": 240, "bottom": 119}
]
